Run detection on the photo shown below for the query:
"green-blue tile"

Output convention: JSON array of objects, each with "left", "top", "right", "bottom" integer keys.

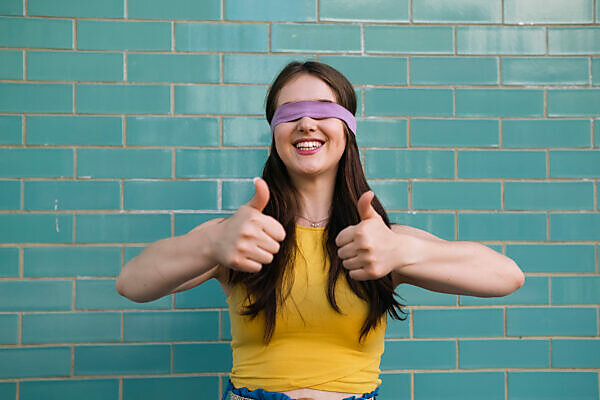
[
  {"left": 553, "top": 339, "right": 600, "bottom": 368},
  {"left": 222, "top": 310, "right": 232, "bottom": 340},
  {"left": 368, "top": 180, "right": 409, "bottom": 210},
  {"left": 0, "top": 49, "right": 22, "bottom": 79},
  {"left": 0, "top": 214, "right": 73, "bottom": 243},
  {"left": 506, "top": 244, "right": 596, "bottom": 273},
  {"left": 174, "top": 279, "right": 227, "bottom": 308},
  {"left": 173, "top": 343, "right": 233, "bottom": 373},
  {"left": 74, "top": 345, "right": 170, "bottom": 375},
  {"left": 550, "top": 213, "right": 600, "bottom": 241},
  {"left": 384, "top": 315, "right": 411, "bottom": 339},
  {"left": 388, "top": 212, "right": 455, "bottom": 241},
  {"left": 127, "top": 116, "right": 218, "bottom": 146},
  {"left": 0, "top": 115, "right": 21, "bottom": 145},
  {"left": 410, "top": 119, "right": 499, "bottom": 147},
  {"left": 415, "top": 372, "right": 504, "bottom": 400},
  {"left": 460, "top": 276, "right": 549, "bottom": 306},
  {"left": 414, "top": 309, "right": 503, "bottom": 338},
  {"left": 505, "top": 0, "right": 593, "bottom": 23},
  {"left": 0, "top": 149, "right": 73, "bottom": 178},
  {"left": 0, "top": 314, "right": 17, "bottom": 344},
  {"left": 124, "top": 311, "right": 219, "bottom": 341},
  {"left": 413, "top": 181, "right": 501, "bottom": 210},
  {"left": 596, "top": 120, "right": 600, "bottom": 148},
  {"left": 458, "top": 212, "right": 546, "bottom": 241},
  {"left": 226, "top": 0, "right": 315, "bottom": 21},
  {"left": 176, "top": 149, "right": 268, "bottom": 178},
  {"left": 78, "top": 20, "right": 171, "bottom": 51},
  {"left": 271, "top": 23, "right": 361, "bottom": 52},
  {"left": 0, "top": 347, "right": 70, "bottom": 378},
  {"left": 0, "top": 16, "right": 72, "bottom": 49},
  {"left": 21, "top": 380, "right": 119, "bottom": 400},
  {"left": 548, "top": 89, "right": 600, "bottom": 116},
  {"left": 320, "top": 0, "right": 408, "bottom": 21},
  {"left": 29, "top": 0, "right": 124, "bottom": 18},
  {"left": 356, "top": 118, "right": 407, "bottom": 147},
  {"left": 222, "top": 180, "right": 254, "bottom": 210},
  {"left": 381, "top": 340, "right": 455, "bottom": 369},
  {"left": 458, "top": 150, "right": 546, "bottom": 178},
  {"left": 593, "top": 58, "right": 600, "bottom": 85},
  {"left": 378, "top": 373, "right": 411, "bottom": 400},
  {"left": 365, "top": 149, "right": 454, "bottom": 178},
  {"left": 175, "top": 84, "right": 266, "bottom": 115},
  {"left": 0, "top": 383, "right": 15, "bottom": 400},
  {"left": 0, "top": 247, "right": 19, "bottom": 277},
  {"left": 77, "top": 84, "right": 170, "bottom": 114},
  {"left": 27, "top": 115, "right": 122, "bottom": 146},
  {"left": 411, "top": 56, "right": 497, "bottom": 85},
  {"left": 76, "top": 214, "right": 171, "bottom": 244},
  {"left": 507, "top": 307, "right": 597, "bottom": 336},
  {"left": 77, "top": 149, "right": 171, "bottom": 179},
  {"left": 128, "top": 53, "right": 219, "bottom": 83},
  {"left": 365, "top": 25, "right": 453, "bottom": 54},
  {"left": 123, "top": 377, "right": 219, "bottom": 400},
  {"left": 24, "top": 246, "right": 121, "bottom": 277},
  {"left": 28, "top": 51, "right": 123, "bottom": 82},
  {"left": 457, "top": 26, "right": 546, "bottom": 55},
  {"left": 124, "top": 246, "right": 144, "bottom": 264},
  {"left": 460, "top": 339, "right": 549, "bottom": 368},
  {"left": 456, "top": 89, "right": 543, "bottom": 117},
  {"left": 550, "top": 150, "right": 600, "bottom": 177},
  {"left": 549, "top": 27, "right": 600, "bottom": 54},
  {"left": 174, "top": 212, "right": 232, "bottom": 236},
  {"left": 0, "top": 180, "right": 19, "bottom": 210},
  {"left": 176, "top": 22, "right": 268, "bottom": 52},
  {"left": 508, "top": 371, "right": 599, "bottom": 400},
  {"left": 505, "top": 181, "right": 593, "bottom": 210},
  {"left": 124, "top": 181, "right": 217, "bottom": 210},
  {"left": 25, "top": 180, "right": 120, "bottom": 211},
  {"left": 224, "top": 54, "right": 314, "bottom": 84},
  {"left": 365, "top": 88, "right": 453, "bottom": 117},
  {"left": 0, "top": 0, "right": 22, "bottom": 15},
  {"left": 76, "top": 279, "right": 171, "bottom": 310},
  {"left": 129, "top": 0, "right": 220, "bottom": 20},
  {"left": 320, "top": 55, "right": 408, "bottom": 85},
  {"left": 0, "top": 83, "right": 72, "bottom": 113},
  {"left": 552, "top": 276, "right": 600, "bottom": 305},
  {"left": 22, "top": 312, "right": 121, "bottom": 344},
  {"left": 503, "top": 120, "right": 590, "bottom": 148},
  {"left": 223, "top": 117, "right": 271, "bottom": 146},
  {"left": 0, "top": 281, "right": 72, "bottom": 311},
  {"left": 413, "top": 0, "right": 501, "bottom": 23},
  {"left": 502, "top": 57, "right": 589, "bottom": 86}
]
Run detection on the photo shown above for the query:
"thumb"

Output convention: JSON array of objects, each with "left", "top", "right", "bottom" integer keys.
[
  {"left": 357, "top": 191, "right": 378, "bottom": 221},
  {"left": 246, "top": 177, "right": 270, "bottom": 212}
]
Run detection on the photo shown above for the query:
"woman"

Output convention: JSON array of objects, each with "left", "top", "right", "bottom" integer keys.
[{"left": 116, "top": 61, "right": 525, "bottom": 400}]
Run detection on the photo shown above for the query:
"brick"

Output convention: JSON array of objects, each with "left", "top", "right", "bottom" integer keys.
[
  {"left": 413, "top": 181, "right": 500, "bottom": 210},
  {"left": 505, "top": 181, "right": 593, "bottom": 210},
  {"left": 24, "top": 180, "right": 120, "bottom": 210},
  {"left": 226, "top": 0, "right": 315, "bottom": 21},
  {"left": 126, "top": 116, "right": 219, "bottom": 146},
  {"left": 0, "top": 83, "right": 72, "bottom": 113},
  {"left": 174, "top": 84, "right": 266, "bottom": 114},
  {"left": 77, "top": 149, "right": 171, "bottom": 179},
  {"left": 0, "top": 347, "right": 70, "bottom": 378},
  {"left": 272, "top": 23, "right": 361, "bottom": 52},
  {"left": 508, "top": 372, "right": 599, "bottom": 400},
  {"left": 128, "top": 53, "right": 219, "bottom": 83},
  {"left": 77, "top": 84, "right": 170, "bottom": 114},
  {"left": 27, "top": 51, "right": 123, "bottom": 82},
  {"left": 173, "top": 343, "right": 232, "bottom": 373},
  {"left": 552, "top": 277, "right": 600, "bottom": 305},
  {"left": 381, "top": 340, "right": 455, "bottom": 369},
  {"left": 320, "top": 0, "right": 408, "bottom": 21},
  {"left": 0, "top": 180, "right": 19, "bottom": 210},
  {"left": 0, "top": 281, "right": 72, "bottom": 311},
  {"left": 415, "top": 372, "right": 504, "bottom": 400},
  {"left": 506, "top": 244, "right": 595, "bottom": 273},
  {"left": 502, "top": 120, "right": 590, "bottom": 148},
  {"left": 0, "top": 16, "right": 72, "bottom": 49},
  {"left": 20, "top": 380, "right": 119, "bottom": 400},
  {"left": 457, "top": 26, "right": 545, "bottom": 55},
  {"left": 365, "top": 149, "right": 454, "bottom": 178},
  {"left": 0, "top": 248, "right": 19, "bottom": 277},
  {"left": 29, "top": 0, "right": 124, "bottom": 18},
  {"left": 0, "top": 115, "right": 22, "bottom": 145},
  {"left": 27, "top": 115, "right": 122, "bottom": 146},
  {"left": 548, "top": 89, "right": 600, "bottom": 116},
  {"left": 0, "top": 214, "right": 73, "bottom": 244},
  {"left": 460, "top": 276, "right": 548, "bottom": 306},
  {"left": 505, "top": 0, "right": 593, "bottom": 23},
  {"left": 459, "top": 339, "right": 549, "bottom": 368},
  {"left": 22, "top": 312, "right": 121, "bottom": 343},
  {"left": 78, "top": 20, "right": 171, "bottom": 51},
  {"left": 123, "top": 377, "right": 219, "bottom": 400},
  {"left": 74, "top": 345, "right": 170, "bottom": 375},
  {"left": 458, "top": 150, "right": 546, "bottom": 178},
  {"left": 502, "top": 57, "right": 589, "bottom": 86},
  {"left": 365, "top": 25, "right": 453, "bottom": 54},
  {"left": 458, "top": 212, "right": 546, "bottom": 241},
  {"left": 413, "top": 0, "right": 501, "bottom": 23},
  {"left": 507, "top": 307, "right": 597, "bottom": 336},
  {"left": 124, "top": 311, "right": 219, "bottom": 341},
  {"left": 320, "top": 55, "right": 407, "bottom": 85},
  {"left": 129, "top": 0, "right": 220, "bottom": 20},
  {"left": 410, "top": 119, "right": 498, "bottom": 147},
  {"left": 76, "top": 213, "right": 171, "bottom": 243},
  {"left": 549, "top": 27, "right": 600, "bottom": 54},
  {"left": 23, "top": 246, "right": 121, "bottom": 277},
  {"left": 365, "top": 88, "right": 453, "bottom": 116},
  {"left": 0, "top": 49, "right": 22, "bottom": 79},
  {"left": 175, "top": 149, "right": 268, "bottom": 178},
  {"left": 414, "top": 309, "right": 503, "bottom": 338},
  {"left": 176, "top": 22, "right": 268, "bottom": 52},
  {"left": 76, "top": 279, "right": 171, "bottom": 310}
]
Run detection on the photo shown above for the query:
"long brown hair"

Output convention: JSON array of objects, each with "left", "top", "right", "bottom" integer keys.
[{"left": 228, "top": 61, "right": 407, "bottom": 343}]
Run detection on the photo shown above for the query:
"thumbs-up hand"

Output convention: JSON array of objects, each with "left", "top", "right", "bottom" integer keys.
[
  {"left": 211, "top": 177, "right": 286, "bottom": 273},
  {"left": 335, "top": 191, "right": 404, "bottom": 281}
]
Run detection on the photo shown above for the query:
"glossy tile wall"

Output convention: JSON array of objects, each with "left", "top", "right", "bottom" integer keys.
[{"left": 0, "top": 0, "right": 599, "bottom": 399}]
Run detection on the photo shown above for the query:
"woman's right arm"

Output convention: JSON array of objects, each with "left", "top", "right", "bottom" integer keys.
[{"left": 115, "top": 217, "right": 225, "bottom": 303}]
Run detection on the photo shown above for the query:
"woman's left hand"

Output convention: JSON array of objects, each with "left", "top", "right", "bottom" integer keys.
[{"left": 335, "top": 191, "right": 414, "bottom": 281}]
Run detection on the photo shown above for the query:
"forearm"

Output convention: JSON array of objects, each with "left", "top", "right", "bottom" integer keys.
[
  {"left": 116, "top": 219, "right": 221, "bottom": 302},
  {"left": 396, "top": 236, "right": 525, "bottom": 298}
]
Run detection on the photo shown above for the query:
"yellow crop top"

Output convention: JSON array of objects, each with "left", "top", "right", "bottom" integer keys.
[{"left": 226, "top": 224, "right": 386, "bottom": 393}]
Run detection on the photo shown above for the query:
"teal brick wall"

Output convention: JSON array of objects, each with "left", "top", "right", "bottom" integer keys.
[{"left": 0, "top": 1, "right": 599, "bottom": 399}]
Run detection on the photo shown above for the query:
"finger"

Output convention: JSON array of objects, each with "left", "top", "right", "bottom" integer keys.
[
  {"left": 335, "top": 225, "right": 356, "bottom": 247},
  {"left": 246, "top": 177, "right": 270, "bottom": 212},
  {"left": 230, "top": 258, "right": 262, "bottom": 273},
  {"left": 247, "top": 245, "right": 277, "bottom": 265},
  {"left": 256, "top": 231, "right": 281, "bottom": 254},
  {"left": 349, "top": 268, "right": 372, "bottom": 281},
  {"left": 357, "top": 191, "right": 378, "bottom": 221},
  {"left": 337, "top": 242, "right": 357, "bottom": 260},
  {"left": 261, "top": 215, "right": 286, "bottom": 242},
  {"left": 341, "top": 256, "right": 363, "bottom": 271}
]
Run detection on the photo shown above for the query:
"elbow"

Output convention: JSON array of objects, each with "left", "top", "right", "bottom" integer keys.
[
  {"left": 504, "top": 261, "right": 525, "bottom": 296},
  {"left": 115, "top": 274, "right": 150, "bottom": 303}
]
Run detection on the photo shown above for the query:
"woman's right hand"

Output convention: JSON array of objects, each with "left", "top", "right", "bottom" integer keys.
[{"left": 210, "top": 177, "right": 286, "bottom": 273}]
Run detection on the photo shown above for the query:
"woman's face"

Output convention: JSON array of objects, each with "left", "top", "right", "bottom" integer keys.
[{"left": 273, "top": 74, "right": 347, "bottom": 183}]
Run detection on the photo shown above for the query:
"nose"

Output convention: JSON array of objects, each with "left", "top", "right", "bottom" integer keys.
[{"left": 296, "top": 116, "right": 317, "bottom": 132}]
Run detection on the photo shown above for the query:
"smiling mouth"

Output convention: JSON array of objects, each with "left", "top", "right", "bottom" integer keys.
[{"left": 294, "top": 141, "right": 323, "bottom": 150}]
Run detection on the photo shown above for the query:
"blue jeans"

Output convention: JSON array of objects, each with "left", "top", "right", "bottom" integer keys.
[{"left": 222, "top": 379, "right": 379, "bottom": 400}]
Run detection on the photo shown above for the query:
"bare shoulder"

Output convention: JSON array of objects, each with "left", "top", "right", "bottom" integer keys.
[{"left": 390, "top": 224, "right": 445, "bottom": 242}]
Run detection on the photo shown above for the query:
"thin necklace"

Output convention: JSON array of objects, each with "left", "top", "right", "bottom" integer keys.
[{"left": 296, "top": 215, "right": 329, "bottom": 228}]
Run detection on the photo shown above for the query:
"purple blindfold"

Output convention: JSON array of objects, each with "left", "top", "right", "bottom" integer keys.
[{"left": 270, "top": 100, "right": 356, "bottom": 135}]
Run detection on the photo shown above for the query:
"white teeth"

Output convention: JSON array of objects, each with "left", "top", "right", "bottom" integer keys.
[{"left": 295, "top": 141, "right": 323, "bottom": 150}]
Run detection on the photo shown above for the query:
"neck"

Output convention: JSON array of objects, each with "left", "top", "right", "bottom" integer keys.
[{"left": 291, "top": 174, "right": 335, "bottom": 227}]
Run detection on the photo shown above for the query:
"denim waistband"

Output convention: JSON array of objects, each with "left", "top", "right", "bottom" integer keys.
[{"left": 222, "top": 379, "right": 379, "bottom": 400}]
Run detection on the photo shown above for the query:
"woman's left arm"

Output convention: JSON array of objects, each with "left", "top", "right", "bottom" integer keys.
[{"left": 389, "top": 224, "right": 525, "bottom": 298}]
